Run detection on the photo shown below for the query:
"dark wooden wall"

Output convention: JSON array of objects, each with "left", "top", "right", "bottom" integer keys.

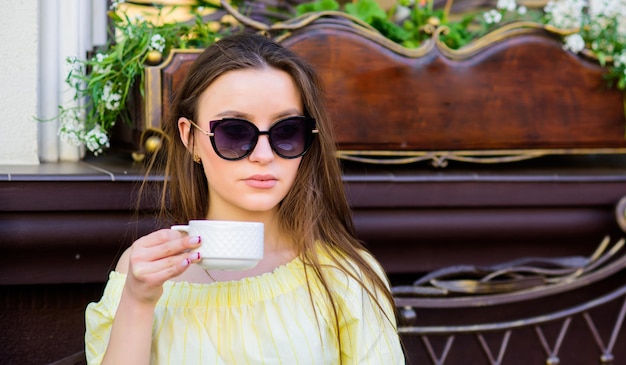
[{"left": 2, "top": 153, "right": 626, "bottom": 364}]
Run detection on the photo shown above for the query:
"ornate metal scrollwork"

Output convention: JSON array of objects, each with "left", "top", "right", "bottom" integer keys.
[{"left": 393, "top": 233, "right": 626, "bottom": 364}]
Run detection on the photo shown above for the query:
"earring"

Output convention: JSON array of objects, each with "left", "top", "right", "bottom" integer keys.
[{"left": 193, "top": 153, "right": 201, "bottom": 164}]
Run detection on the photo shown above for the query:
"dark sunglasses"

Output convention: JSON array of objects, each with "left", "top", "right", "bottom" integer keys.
[{"left": 189, "top": 116, "right": 318, "bottom": 161}]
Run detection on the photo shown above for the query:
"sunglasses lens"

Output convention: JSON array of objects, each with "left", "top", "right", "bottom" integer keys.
[
  {"left": 212, "top": 120, "right": 257, "bottom": 159},
  {"left": 270, "top": 118, "right": 312, "bottom": 158}
]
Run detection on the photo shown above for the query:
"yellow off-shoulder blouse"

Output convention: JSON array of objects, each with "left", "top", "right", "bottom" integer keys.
[{"left": 85, "top": 248, "right": 405, "bottom": 364}]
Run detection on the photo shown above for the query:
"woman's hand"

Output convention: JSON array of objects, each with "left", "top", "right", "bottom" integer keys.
[
  {"left": 100, "top": 229, "right": 201, "bottom": 365},
  {"left": 122, "top": 229, "right": 202, "bottom": 305}
]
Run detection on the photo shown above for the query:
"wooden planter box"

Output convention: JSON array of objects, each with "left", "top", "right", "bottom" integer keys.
[{"left": 118, "top": 16, "right": 626, "bottom": 166}]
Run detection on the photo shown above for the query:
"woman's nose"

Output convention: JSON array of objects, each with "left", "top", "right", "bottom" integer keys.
[{"left": 248, "top": 135, "right": 274, "bottom": 163}]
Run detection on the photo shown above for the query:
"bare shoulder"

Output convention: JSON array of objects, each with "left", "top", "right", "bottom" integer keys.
[{"left": 115, "top": 247, "right": 131, "bottom": 274}]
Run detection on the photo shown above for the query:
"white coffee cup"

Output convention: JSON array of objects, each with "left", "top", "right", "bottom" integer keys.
[{"left": 171, "top": 220, "right": 264, "bottom": 270}]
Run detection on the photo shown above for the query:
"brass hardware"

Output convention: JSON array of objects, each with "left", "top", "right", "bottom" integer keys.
[
  {"left": 145, "top": 50, "right": 163, "bottom": 65},
  {"left": 426, "top": 16, "right": 440, "bottom": 27},
  {"left": 131, "top": 152, "right": 145, "bottom": 163},
  {"left": 336, "top": 148, "right": 626, "bottom": 166},
  {"left": 132, "top": 127, "right": 171, "bottom": 162},
  {"left": 144, "top": 135, "right": 163, "bottom": 154},
  {"left": 131, "top": 135, "right": 162, "bottom": 163}
]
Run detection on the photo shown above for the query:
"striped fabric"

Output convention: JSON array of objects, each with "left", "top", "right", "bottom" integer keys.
[{"left": 85, "top": 248, "right": 405, "bottom": 364}]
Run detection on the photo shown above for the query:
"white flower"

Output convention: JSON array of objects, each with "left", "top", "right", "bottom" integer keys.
[
  {"left": 588, "top": 3, "right": 616, "bottom": 33},
  {"left": 588, "top": 0, "right": 626, "bottom": 41},
  {"left": 65, "top": 56, "right": 78, "bottom": 73},
  {"left": 587, "top": 22, "right": 604, "bottom": 38},
  {"left": 110, "top": 0, "right": 124, "bottom": 10},
  {"left": 59, "top": 130, "right": 81, "bottom": 147},
  {"left": 497, "top": 0, "right": 517, "bottom": 11},
  {"left": 614, "top": 51, "right": 626, "bottom": 67},
  {"left": 124, "top": 26, "right": 134, "bottom": 39},
  {"left": 59, "top": 114, "right": 85, "bottom": 147},
  {"left": 65, "top": 57, "right": 83, "bottom": 83},
  {"left": 92, "top": 53, "right": 112, "bottom": 75},
  {"left": 120, "top": 19, "right": 141, "bottom": 40},
  {"left": 589, "top": 0, "right": 624, "bottom": 18},
  {"left": 394, "top": 5, "right": 411, "bottom": 22},
  {"left": 563, "top": 33, "right": 586, "bottom": 53},
  {"left": 149, "top": 34, "right": 166, "bottom": 53},
  {"left": 591, "top": 38, "right": 615, "bottom": 53},
  {"left": 59, "top": 113, "right": 110, "bottom": 154},
  {"left": 102, "top": 82, "right": 122, "bottom": 111},
  {"left": 545, "top": 0, "right": 586, "bottom": 29},
  {"left": 84, "top": 125, "right": 110, "bottom": 155},
  {"left": 619, "top": 22, "right": 626, "bottom": 42},
  {"left": 483, "top": 10, "right": 503, "bottom": 24},
  {"left": 517, "top": 5, "right": 527, "bottom": 14}
]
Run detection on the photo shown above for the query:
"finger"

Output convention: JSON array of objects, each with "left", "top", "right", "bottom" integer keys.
[
  {"left": 152, "top": 235, "right": 201, "bottom": 261},
  {"left": 132, "top": 250, "right": 202, "bottom": 280},
  {"left": 134, "top": 233, "right": 201, "bottom": 262},
  {"left": 124, "top": 251, "right": 203, "bottom": 302},
  {"left": 136, "top": 229, "right": 184, "bottom": 248},
  {"left": 181, "top": 251, "right": 203, "bottom": 268}
]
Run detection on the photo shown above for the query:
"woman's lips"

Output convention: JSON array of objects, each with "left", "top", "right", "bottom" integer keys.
[{"left": 244, "top": 174, "right": 277, "bottom": 189}]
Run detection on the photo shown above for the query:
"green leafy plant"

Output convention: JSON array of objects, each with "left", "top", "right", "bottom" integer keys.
[
  {"left": 59, "top": 2, "right": 229, "bottom": 155},
  {"left": 296, "top": 0, "right": 626, "bottom": 90},
  {"left": 60, "top": 0, "right": 626, "bottom": 155}
]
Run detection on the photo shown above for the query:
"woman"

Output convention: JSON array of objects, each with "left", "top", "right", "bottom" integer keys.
[{"left": 85, "top": 32, "right": 405, "bottom": 364}]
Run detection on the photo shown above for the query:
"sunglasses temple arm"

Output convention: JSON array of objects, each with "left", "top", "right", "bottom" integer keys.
[{"left": 189, "top": 120, "right": 213, "bottom": 136}]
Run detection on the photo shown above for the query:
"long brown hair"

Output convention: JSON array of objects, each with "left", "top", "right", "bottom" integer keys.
[{"left": 147, "top": 32, "right": 397, "bottom": 361}]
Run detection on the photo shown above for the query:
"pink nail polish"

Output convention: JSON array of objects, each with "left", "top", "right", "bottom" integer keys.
[
  {"left": 182, "top": 258, "right": 191, "bottom": 267},
  {"left": 189, "top": 236, "right": 201, "bottom": 244},
  {"left": 196, "top": 252, "right": 201, "bottom": 260}
]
